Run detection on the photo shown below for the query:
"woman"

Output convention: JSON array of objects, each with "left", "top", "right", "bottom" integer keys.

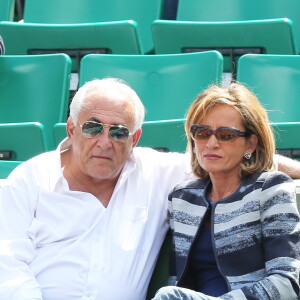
[{"left": 152, "top": 82, "right": 300, "bottom": 300}]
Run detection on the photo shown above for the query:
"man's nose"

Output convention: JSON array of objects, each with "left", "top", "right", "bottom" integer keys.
[{"left": 96, "top": 128, "right": 113, "bottom": 149}]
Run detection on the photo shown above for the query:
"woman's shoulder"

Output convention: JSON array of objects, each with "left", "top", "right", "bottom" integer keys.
[
  {"left": 253, "top": 171, "right": 293, "bottom": 189},
  {"left": 170, "top": 178, "right": 209, "bottom": 196}
]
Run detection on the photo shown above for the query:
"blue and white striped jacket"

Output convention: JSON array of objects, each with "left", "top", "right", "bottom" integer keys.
[{"left": 168, "top": 171, "right": 300, "bottom": 300}]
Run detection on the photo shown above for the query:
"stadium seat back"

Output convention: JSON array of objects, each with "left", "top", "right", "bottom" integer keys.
[
  {"left": 0, "top": 21, "right": 142, "bottom": 72},
  {"left": 0, "top": 122, "right": 46, "bottom": 161},
  {"left": 0, "top": 160, "right": 22, "bottom": 178},
  {"left": 237, "top": 54, "right": 300, "bottom": 123},
  {"left": 271, "top": 122, "right": 300, "bottom": 161},
  {"left": 176, "top": 0, "right": 300, "bottom": 52},
  {"left": 0, "top": 54, "right": 71, "bottom": 149},
  {"left": 0, "top": 0, "right": 15, "bottom": 21},
  {"left": 138, "top": 119, "right": 186, "bottom": 153},
  {"left": 53, "top": 123, "right": 67, "bottom": 147},
  {"left": 23, "top": 0, "right": 164, "bottom": 53},
  {"left": 79, "top": 51, "right": 223, "bottom": 122},
  {"left": 152, "top": 19, "right": 296, "bottom": 73}
]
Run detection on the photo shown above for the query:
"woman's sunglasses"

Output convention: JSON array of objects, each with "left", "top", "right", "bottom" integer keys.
[
  {"left": 190, "top": 125, "right": 251, "bottom": 142},
  {"left": 80, "top": 121, "right": 133, "bottom": 142}
]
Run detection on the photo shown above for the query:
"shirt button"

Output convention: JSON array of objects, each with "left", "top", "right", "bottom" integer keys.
[{"left": 85, "top": 292, "right": 92, "bottom": 297}]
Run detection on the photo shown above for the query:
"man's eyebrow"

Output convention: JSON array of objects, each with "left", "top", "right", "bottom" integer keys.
[
  {"left": 88, "top": 117, "right": 101, "bottom": 122},
  {"left": 87, "top": 116, "right": 127, "bottom": 127}
]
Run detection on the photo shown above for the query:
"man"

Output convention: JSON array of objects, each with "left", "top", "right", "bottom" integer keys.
[
  {"left": 0, "top": 78, "right": 299, "bottom": 300},
  {"left": 0, "top": 78, "right": 191, "bottom": 300}
]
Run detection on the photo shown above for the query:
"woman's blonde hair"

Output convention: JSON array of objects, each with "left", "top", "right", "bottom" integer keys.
[{"left": 185, "top": 82, "right": 276, "bottom": 178}]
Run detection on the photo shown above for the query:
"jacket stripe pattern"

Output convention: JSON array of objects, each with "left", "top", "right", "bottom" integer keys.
[{"left": 168, "top": 171, "right": 300, "bottom": 300}]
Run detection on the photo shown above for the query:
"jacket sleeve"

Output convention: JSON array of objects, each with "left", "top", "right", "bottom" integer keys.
[
  {"left": 0, "top": 170, "right": 43, "bottom": 300},
  {"left": 167, "top": 191, "right": 178, "bottom": 286},
  {"left": 222, "top": 172, "right": 300, "bottom": 300}
]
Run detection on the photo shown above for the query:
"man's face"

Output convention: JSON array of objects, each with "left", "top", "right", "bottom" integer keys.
[{"left": 67, "top": 93, "right": 140, "bottom": 182}]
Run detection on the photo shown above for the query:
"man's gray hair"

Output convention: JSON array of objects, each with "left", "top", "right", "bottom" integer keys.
[{"left": 69, "top": 78, "right": 145, "bottom": 132}]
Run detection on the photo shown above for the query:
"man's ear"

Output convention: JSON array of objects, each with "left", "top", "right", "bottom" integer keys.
[
  {"left": 132, "top": 128, "right": 142, "bottom": 147},
  {"left": 66, "top": 117, "right": 76, "bottom": 139}
]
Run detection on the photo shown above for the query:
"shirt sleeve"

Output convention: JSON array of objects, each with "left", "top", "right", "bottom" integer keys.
[{"left": 0, "top": 167, "right": 43, "bottom": 300}]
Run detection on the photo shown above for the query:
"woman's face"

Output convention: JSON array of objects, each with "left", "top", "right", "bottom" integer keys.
[{"left": 193, "top": 104, "right": 257, "bottom": 179}]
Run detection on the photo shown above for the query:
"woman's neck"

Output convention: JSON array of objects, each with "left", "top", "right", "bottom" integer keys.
[{"left": 209, "top": 173, "right": 242, "bottom": 202}]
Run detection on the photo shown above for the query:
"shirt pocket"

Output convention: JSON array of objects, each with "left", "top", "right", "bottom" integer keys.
[{"left": 115, "top": 206, "right": 148, "bottom": 252}]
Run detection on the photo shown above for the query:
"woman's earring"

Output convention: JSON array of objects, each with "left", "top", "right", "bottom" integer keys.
[
  {"left": 193, "top": 147, "right": 196, "bottom": 153},
  {"left": 244, "top": 151, "right": 252, "bottom": 160}
]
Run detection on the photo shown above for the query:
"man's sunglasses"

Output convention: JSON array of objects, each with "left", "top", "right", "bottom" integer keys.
[
  {"left": 80, "top": 121, "right": 133, "bottom": 142},
  {"left": 190, "top": 125, "right": 251, "bottom": 142}
]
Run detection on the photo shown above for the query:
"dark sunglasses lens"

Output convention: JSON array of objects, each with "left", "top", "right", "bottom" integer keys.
[
  {"left": 216, "top": 129, "right": 239, "bottom": 141},
  {"left": 192, "top": 126, "right": 212, "bottom": 140},
  {"left": 109, "top": 127, "right": 130, "bottom": 141},
  {"left": 82, "top": 122, "right": 103, "bottom": 137}
]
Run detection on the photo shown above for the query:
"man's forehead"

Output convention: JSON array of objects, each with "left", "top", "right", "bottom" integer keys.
[
  {"left": 79, "top": 94, "right": 135, "bottom": 125},
  {"left": 83, "top": 92, "right": 132, "bottom": 108}
]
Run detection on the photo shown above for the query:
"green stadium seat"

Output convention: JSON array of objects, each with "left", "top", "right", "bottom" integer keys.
[
  {"left": 79, "top": 51, "right": 223, "bottom": 122},
  {"left": 237, "top": 54, "right": 300, "bottom": 123},
  {"left": 23, "top": 0, "right": 163, "bottom": 54},
  {"left": 271, "top": 122, "right": 300, "bottom": 161},
  {"left": 146, "top": 231, "right": 172, "bottom": 300},
  {"left": 0, "top": 54, "right": 71, "bottom": 150},
  {"left": 0, "top": 21, "right": 142, "bottom": 73},
  {"left": 0, "top": 160, "right": 22, "bottom": 179},
  {"left": 176, "top": 0, "right": 300, "bottom": 54},
  {"left": 138, "top": 119, "right": 186, "bottom": 153},
  {"left": 0, "top": 0, "right": 15, "bottom": 21},
  {"left": 0, "top": 122, "right": 46, "bottom": 161},
  {"left": 152, "top": 19, "right": 296, "bottom": 74},
  {"left": 53, "top": 123, "right": 67, "bottom": 147}
]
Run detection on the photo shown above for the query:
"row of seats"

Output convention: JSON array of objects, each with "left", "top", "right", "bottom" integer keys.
[
  {"left": 0, "top": 50, "right": 222, "bottom": 151},
  {"left": 1, "top": 51, "right": 300, "bottom": 161},
  {"left": 0, "top": 18, "right": 298, "bottom": 74},
  {"left": 0, "top": 0, "right": 165, "bottom": 54},
  {"left": 1, "top": 0, "right": 300, "bottom": 74}
]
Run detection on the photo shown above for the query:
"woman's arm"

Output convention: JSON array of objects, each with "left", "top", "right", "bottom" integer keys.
[{"left": 234, "top": 172, "right": 300, "bottom": 300}]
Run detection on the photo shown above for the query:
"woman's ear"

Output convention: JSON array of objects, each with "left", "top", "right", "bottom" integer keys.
[{"left": 247, "top": 134, "right": 258, "bottom": 153}]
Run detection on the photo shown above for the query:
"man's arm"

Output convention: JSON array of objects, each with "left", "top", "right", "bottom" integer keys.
[
  {"left": 0, "top": 171, "right": 43, "bottom": 300},
  {"left": 275, "top": 154, "right": 300, "bottom": 179}
]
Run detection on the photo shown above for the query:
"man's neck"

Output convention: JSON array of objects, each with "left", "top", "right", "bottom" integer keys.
[{"left": 61, "top": 151, "right": 118, "bottom": 207}]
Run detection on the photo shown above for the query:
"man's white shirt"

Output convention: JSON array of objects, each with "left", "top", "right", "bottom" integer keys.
[{"left": 0, "top": 141, "right": 191, "bottom": 300}]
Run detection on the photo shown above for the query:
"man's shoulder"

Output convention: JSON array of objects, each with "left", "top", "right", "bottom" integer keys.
[
  {"left": 133, "top": 147, "right": 190, "bottom": 174},
  {"left": 133, "top": 147, "right": 187, "bottom": 164},
  {"left": 7, "top": 150, "right": 58, "bottom": 179}
]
